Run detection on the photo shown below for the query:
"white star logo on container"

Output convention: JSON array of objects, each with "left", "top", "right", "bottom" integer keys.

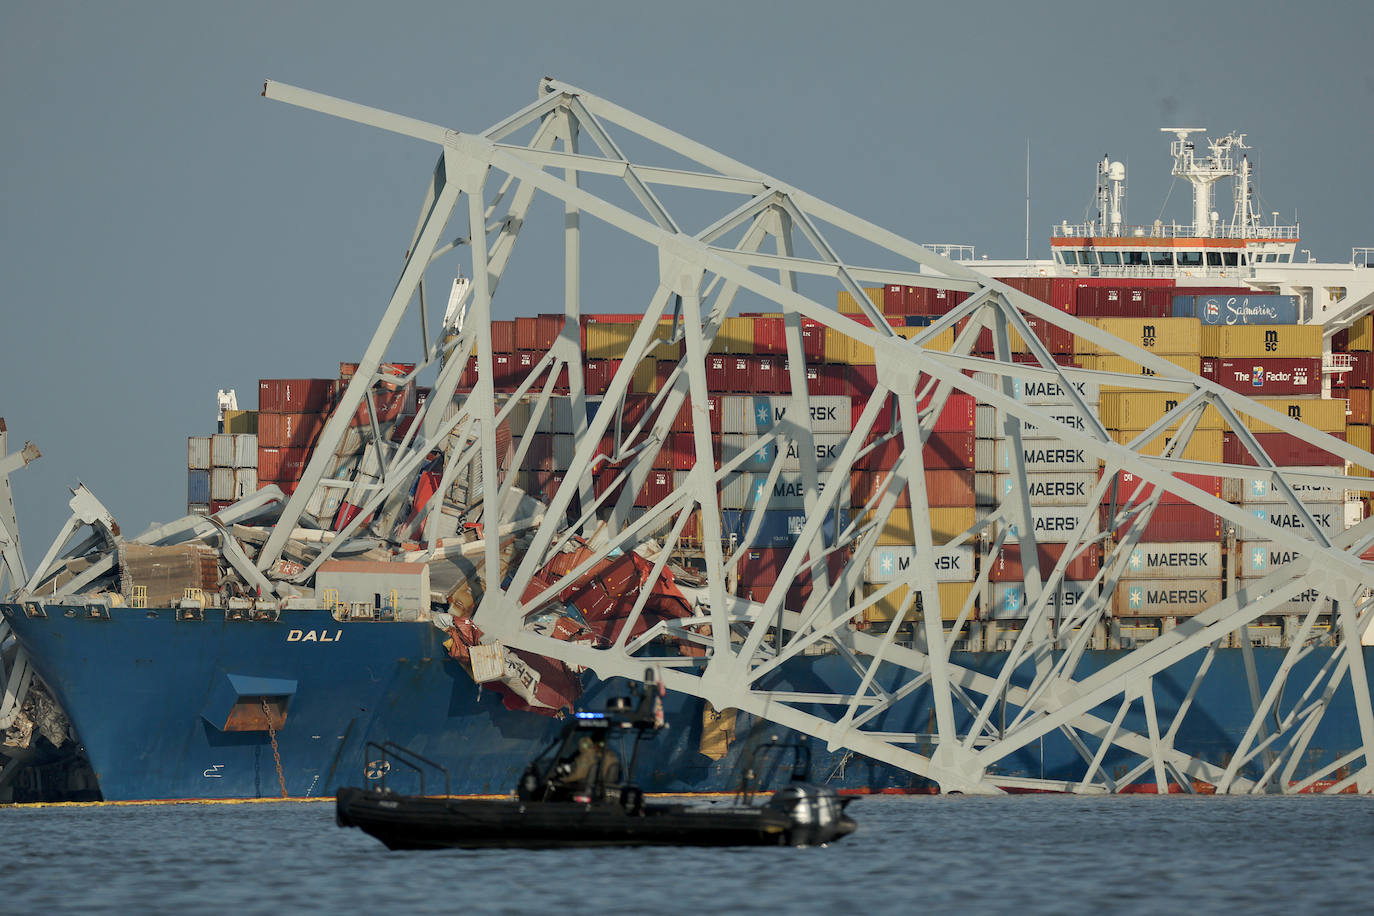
[
  {"left": 880, "top": 552, "right": 895, "bottom": 574},
  {"left": 1252, "top": 548, "right": 1266, "bottom": 569},
  {"left": 1129, "top": 587, "right": 1143, "bottom": 608},
  {"left": 1005, "top": 588, "right": 1021, "bottom": 612},
  {"left": 754, "top": 481, "right": 767, "bottom": 501},
  {"left": 1129, "top": 549, "right": 1144, "bottom": 570},
  {"left": 1003, "top": 479, "right": 1014, "bottom": 497},
  {"left": 1253, "top": 508, "right": 1267, "bottom": 523},
  {"left": 756, "top": 404, "right": 771, "bottom": 425},
  {"left": 1251, "top": 479, "right": 1266, "bottom": 496}
]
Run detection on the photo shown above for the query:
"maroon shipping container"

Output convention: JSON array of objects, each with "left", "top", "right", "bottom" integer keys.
[
  {"left": 634, "top": 469, "right": 674, "bottom": 507},
  {"left": 522, "top": 433, "right": 554, "bottom": 471},
  {"left": 1223, "top": 431, "right": 1347, "bottom": 467},
  {"left": 655, "top": 360, "right": 676, "bottom": 392},
  {"left": 735, "top": 548, "right": 847, "bottom": 590},
  {"left": 1349, "top": 388, "right": 1371, "bottom": 426},
  {"left": 997, "top": 277, "right": 1054, "bottom": 304},
  {"left": 924, "top": 288, "right": 968, "bottom": 315},
  {"left": 257, "top": 446, "right": 311, "bottom": 481},
  {"left": 1199, "top": 357, "right": 1321, "bottom": 395},
  {"left": 257, "top": 412, "right": 325, "bottom": 449},
  {"left": 883, "top": 284, "right": 907, "bottom": 314},
  {"left": 1333, "top": 328, "right": 1350, "bottom": 353},
  {"left": 1075, "top": 286, "right": 1171, "bottom": 318},
  {"left": 806, "top": 363, "right": 847, "bottom": 396},
  {"left": 800, "top": 319, "right": 827, "bottom": 362},
  {"left": 514, "top": 316, "right": 539, "bottom": 351},
  {"left": 704, "top": 355, "right": 728, "bottom": 392},
  {"left": 584, "top": 359, "right": 614, "bottom": 395},
  {"left": 668, "top": 432, "right": 718, "bottom": 469},
  {"left": 1099, "top": 504, "right": 1223, "bottom": 541},
  {"left": 1101, "top": 469, "right": 1223, "bottom": 506},
  {"left": 856, "top": 431, "right": 974, "bottom": 471},
  {"left": 751, "top": 317, "right": 786, "bottom": 356},
  {"left": 672, "top": 396, "right": 722, "bottom": 434},
  {"left": 1050, "top": 278, "right": 1077, "bottom": 314},
  {"left": 754, "top": 356, "right": 787, "bottom": 393},
  {"left": 490, "top": 320, "right": 516, "bottom": 355},
  {"left": 724, "top": 355, "right": 757, "bottom": 392},
  {"left": 258, "top": 378, "right": 336, "bottom": 414},
  {"left": 916, "top": 391, "right": 976, "bottom": 433},
  {"left": 492, "top": 353, "right": 517, "bottom": 392},
  {"left": 1346, "top": 352, "right": 1374, "bottom": 388},
  {"left": 848, "top": 365, "right": 878, "bottom": 399},
  {"left": 850, "top": 468, "right": 975, "bottom": 508},
  {"left": 988, "top": 543, "right": 1101, "bottom": 583}
]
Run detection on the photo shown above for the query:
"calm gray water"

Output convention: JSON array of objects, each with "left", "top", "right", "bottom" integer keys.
[{"left": 2, "top": 795, "right": 1371, "bottom": 914}]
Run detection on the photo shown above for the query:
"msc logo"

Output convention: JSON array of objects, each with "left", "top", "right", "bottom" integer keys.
[
  {"left": 1287, "top": 404, "right": 1302, "bottom": 420},
  {"left": 1141, "top": 325, "right": 1157, "bottom": 348},
  {"left": 1164, "top": 398, "right": 1179, "bottom": 412},
  {"left": 1264, "top": 329, "right": 1279, "bottom": 352}
]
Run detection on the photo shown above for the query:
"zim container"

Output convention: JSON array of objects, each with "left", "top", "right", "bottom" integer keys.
[{"left": 1200, "top": 357, "right": 1321, "bottom": 395}]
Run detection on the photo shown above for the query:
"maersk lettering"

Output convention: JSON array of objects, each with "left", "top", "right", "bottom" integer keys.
[
  {"left": 1034, "top": 515, "right": 1078, "bottom": 533},
  {"left": 1024, "top": 447, "right": 1085, "bottom": 464},
  {"left": 1147, "top": 551, "right": 1207, "bottom": 568},
  {"left": 1027, "top": 480, "right": 1087, "bottom": 498},
  {"left": 933, "top": 555, "right": 963, "bottom": 571},
  {"left": 1145, "top": 588, "right": 1212, "bottom": 604}
]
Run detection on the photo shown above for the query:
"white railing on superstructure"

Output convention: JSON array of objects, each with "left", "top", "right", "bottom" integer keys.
[
  {"left": 1355, "top": 248, "right": 1374, "bottom": 268},
  {"left": 1052, "top": 221, "right": 1300, "bottom": 240},
  {"left": 923, "top": 243, "right": 975, "bottom": 261}
]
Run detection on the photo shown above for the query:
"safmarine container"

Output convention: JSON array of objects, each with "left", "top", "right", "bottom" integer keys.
[
  {"left": 1122, "top": 542, "right": 1223, "bottom": 579},
  {"left": 1199, "top": 324, "right": 1322, "bottom": 358},
  {"left": 864, "top": 544, "right": 976, "bottom": 583},
  {"left": 1113, "top": 579, "right": 1220, "bottom": 617},
  {"left": 976, "top": 438, "right": 1096, "bottom": 472},
  {"left": 977, "top": 471, "right": 1098, "bottom": 507},
  {"left": 987, "top": 581, "right": 1091, "bottom": 620},
  {"left": 1172, "top": 293, "right": 1298, "bottom": 325},
  {"left": 1237, "top": 501, "right": 1344, "bottom": 540},
  {"left": 1200, "top": 357, "right": 1321, "bottom": 395}
]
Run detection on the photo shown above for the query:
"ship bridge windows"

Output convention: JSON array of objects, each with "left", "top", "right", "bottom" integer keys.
[
  {"left": 1060, "top": 251, "right": 1079, "bottom": 266},
  {"left": 1178, "top": 251, "right": 1203, "bottom": 267},
  {"left": 1278, "top": 252, "right": 1291, "bottom": 262},
  {"left": 1098, "top": 251, "right": 1121, "bottom": 266},
  {"left": 1222, "top": 252, "right": 1239, "bottom": 267},
  {"left": 1151, "top": 251, "right": 1174, "bottom": 267},
  {"left": 1078, "top": 250, "right": 1099, "bottom": 265},
  {"left": 1206, "top": 252, "right": 1223, "bottom": 267},
  {"left": 1124, "top": 251, "right": 1150, "bottom": 267}
]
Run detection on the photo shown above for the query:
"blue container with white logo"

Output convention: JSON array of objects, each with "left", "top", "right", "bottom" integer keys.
[{"left": 1171, "top": 293, "right": 1298, "bottom": 325}]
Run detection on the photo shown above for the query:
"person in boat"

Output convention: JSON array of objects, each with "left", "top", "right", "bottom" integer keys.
[{"left": 558, "top": 733, "right": 620, "bottom": 801}]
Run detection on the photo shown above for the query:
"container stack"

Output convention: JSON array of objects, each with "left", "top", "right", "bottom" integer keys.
[
  {"left": 1333, "top": 314, "right": 1374, "bottom": 484},
  {"left": 256, "top": 377, "right": 336, "bottom": 497}
]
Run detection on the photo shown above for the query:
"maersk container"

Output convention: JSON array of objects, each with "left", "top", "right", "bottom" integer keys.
[
  {"left": 977, "top": 471, "right": 1098, "bottom": 507},
  {"left": 719, "top": 434, "right": 847, "bottom": 473},
  {"left": 718, "top": 471, "right": 850, "bottom": 511},
  {"left": 1237, "top": 541, "right": 1315, "bottom": 578},
  {"left": 779, "top": 434, "right": 848, "bottom": 472},
  {"left": 1199, "top": 324, "right": 1323, "bottom": 359},
  {"left": 1172, "top": 293, "right": 1299, "bottom": 325},
  {"left": 1239, "top": 585, "right": 1332, "bottom": 614},
  {"left": 974, "top": 404, "right": 1094, "bottom": 440},
  {"left": 987, "top": 374, "right": 1100, "bottom": 407},
  {"left": 864, "top": 544, "right": 976, "bottom": 583},
  {"left": 1222, "top": 431, "right": 1346, "bottom": 466},
  {"left": 1100, "top": 504, "right": 1222, "bottom": 542},
  {"left": 187, "top": 436, "right": 211, "bottom": 471},
  {"left": 1000, "top": 506, "right": 1099, "bottom": 544},
  {"left": 187, "top": 469, "right": 210, "bottom": 505},
  {"left": 1224, "top": 467, "right": 1346, "bottom": 505},
  {"left": 1113, "top": 579, "right": 1220, "bottom": 617},
  {"left": 1238, "top": 501, "right": 1344, "bottom": 541},
  {"left": 1122, "top": 541, "right": 1223, "bottom": 579},
  {"left": 1200, "top": 357, "right": 1321, "bottom": 395},
  {"left": 986, "top": 543, "right": 1101, "bottom": 582},
  {"left": 719, "top": 508, "right": 849, "bottom": 549},
  {"left": 719, "top": 395, "right": 851, "bottom": 436},
  {"left": 975, "top": 438, "right": 1095, "bottom": 473},
  {"left": 987, "top": 581, "right": 1091, "bottom": 620}
]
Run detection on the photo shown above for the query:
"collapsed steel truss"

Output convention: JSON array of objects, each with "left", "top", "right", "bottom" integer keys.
[{"left": 42, "top": 80, "right": 1374, "bottom": 795}]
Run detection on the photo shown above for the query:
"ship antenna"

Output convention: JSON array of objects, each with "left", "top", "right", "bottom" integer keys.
[{"left": 1024, "top": 138, "right": 1030, "bottom": 260}]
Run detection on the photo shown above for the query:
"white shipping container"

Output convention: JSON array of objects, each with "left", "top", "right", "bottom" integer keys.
[
  {"left": 1113, "top": 578, "right": 1220, "bottom": 617},
  {"left": 720, "top": 471, "right": 849, "bottom": 511},
  {"left": 233, "top": 468, "right": 258, "bottom": 500},
  {"left": 211, "top": 433, "right": 235, "bottom": 467},
  {"left": 210, "top": 467, "right": 237, "bottom": 501},
  {"left": 1233, "top": 584, "right": 1332, "bottom": 614},
  {"left": 188, "top": 436, "right": 211, "bottom": 471},
  {"left": 999, "top": 505, "right": 1099, "bottom": 544},
  {"left": 1237, "top": 501, "right": 1344, "bottom": 540},
  {"left": 865, "top": 544, "right": 976, "bottom": 583},
  {"left": 975, "top": 404, "right": 1095, "bottom": 440},
  {"left": 213, "top": 433, "right": 257, "bottom": 468},
  {"left": 975, "top": 438, "right": 1096, "bottom": 472},
  {"left": 1223, "top": 467, "right": 1347, "bottom": 505},
  {"left": 974, "top": 372, "right": 1102, "bottom": 407},
  {"left": 234, "top": 434, "right": 257, "bottom": 468},
  {"left": 988, "top": 581, "right": 1092, "bottom": 620},
  {"left": 719, "top": 433, "right": 847, "bottom": 473},
  {"left": 187, "top": 502, "right": 211, "bottom": 516},
  {"left": 977, "top": 471, "right": 1098, "bottom": 507},
  {"left": 719, "top": 395, "right": 851, "bottom": 436},
  {"left": 1120, "top": 541, "right": 1223, "bottom": 580}
]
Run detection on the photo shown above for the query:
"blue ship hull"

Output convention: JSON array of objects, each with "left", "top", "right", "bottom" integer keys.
[{"left": 3, "top": 603, "right": 1370, "bottom": 799}]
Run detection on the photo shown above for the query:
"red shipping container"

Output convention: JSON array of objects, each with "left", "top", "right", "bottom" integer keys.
[
  {"left": 997, "top": 277, "right": 1054, "bottom": 304},
  {"left": 1101, "top": 469, "right": 1224, "bottom": 506},
  {"left": 988, "top": 543, "right": 1101, "bottom": 583},
  {"left": 916, "top": 391, "right": 976, "bottom": 432},
  {"left": 1099, "top": 504, "right": 1223, "bottom": 541},
  {"left": 850, "top": 469, "right": 975, "bottom": 508},
  {"left": 1199, "top": 357, "right": 1321, "bottom": 395},
  {"left": 257, "top": 411, "right": 326, "bottom": 449},
  {"left": 752, "top": 317, "right": 786, "bottom": 356},
  {"left": 705, "top": 355, "right": 728, "bottom": 392},
  {"left": 489, "top": 320, "right": 516, "bottom": 355},
  {"left": 806, "top": 363, "right": 847, "bottom": 396},
  {"left": 725, "top": 355, "right": 757, "bottom": 392},
  {"left": 1050, "top": 278, "right": 1077, "bottom": 314},
  {"left": 635, "top": 469, "right": 674, "bottom": 507},
  {"left": 523, "top": 433, "right": 554, "bottom": 470},
  {"left": 856, "top": 431, "right": 977, "bottom": 471},
  {"left": 584, "top": 359, "right": 614, "bottom": 395},
  {"left": 800, "top": 319, "right": 827, "bottom": 362},
  {"left": 1223, "top": 431, "right": 1347, "bottom": 467},
  {"left": 754, "top": 356, "right": 787, "bottom": 393},
  {"left": 848, "top": 365, "right": 878, "bottom": 399},
  {"left": 514, "top": 316, "right": 539, "bottom": 351},
  {"left": 492, "top": 353, "right": 517, "bottom": 391},
  {"left": 928, "top": 288, "right": 968, "bottom": 314},
  {"left": 258, "top": 378, "right": 336, "bottom": 414},
  {"left": 736, "top": 549, "right": 847, "bottom": 592},
  {"left": 672, "top": 396, "right": 722, "bottom": 434},
  {"left": 1347, "top": 352, "right": 1374, "bottom": 388},
  {"left": 655, "top": 360, "right": 676, "bottom": 392},
  {"left": 1348, "top": 388, "right": 1371, "bottom": 426},
  {"left": 668, "top": 431, "right": 719, "bottom": 470},
  {"left": 1333, "top": 328, "right": 1350, "bottom": 353},
  {"left": 257, "top": 446, "right": 311, "bottom": 481}
]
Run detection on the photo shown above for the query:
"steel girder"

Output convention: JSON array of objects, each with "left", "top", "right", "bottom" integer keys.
[{"left": 260, "top": 80, "right": 1374, "bottom": 795}]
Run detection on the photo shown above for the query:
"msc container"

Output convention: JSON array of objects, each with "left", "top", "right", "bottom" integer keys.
[
  {"left": 861, "top": 582, "right": 972, "bottom": 624},
  {"left": 978, "top": 471, "right": 1098, "bottom": 507},
  {"left": 1080, "top": 353, "right": 1203, "bottom": 379},
  {"left": 1000, "top": 505, "right": 1099, "bottom": 544},
  {"left": 862, "top": 506, "right": 975, "bottom": 545},
  {"left": 864, "top": 544, "right": 976, "bottom": 583},
  {"left": 987, "top": 581, "right": 1092, "bottom": 620},
  {"left": 187, "top": 469, "right": 210, "bottom": 504},
  {"left": 849, "top": 469, "right": 976, "bottom": 509},
  {"left": 986, "top": 542, "right": 1101, "bottom": 582},
  {"left": 258, "top": 412, "right": 326, "bottom": 450},
  {"left": 1100, "top": 504, "right": 1222, "bottom": 541},
  {"left": 719, "top": 508, "right": 850, "bottom": 549},
  {"left": 210, "top": 467, "right": 236, "bottom": 502},
  {"left": 1172, "top": 293, "right": 1299, "bottom": 325},
  {"left": 1199, "top": 324, "right": 1323, "bottom": 359},
  {"left": 258, "top": 378, "right": 336, "bottom": 414},
  {"left": 1200, "top": 357, "right": 1321, "bottom": 395},
  {"left": 222, "top": 410, "right": 259, "bottom": 434},
  {"left": 1113, "top": 579, "right": 1220, "bottom": 617},
  {"left": 1108, "top": 428, "right": 1224, "bottom": 462},
  {"left": 188, "top": 436, "right": 211, "bottom": 471},
  {"left": 975, "top": 438, "right": 1095, "bottom": 472},
  {"left": 1122, "top": 542, "right": 1223, "bottom": 579},
  {"left": 1237, "top": 501, "right": 1344, "bottom": 540},
  {"left": 974, "top": 404, "right": 1094, "bottom": 440},
  {"left": 1098, "top": 392, "right": 1224, "bottom": 431},
  {"left": 1238, "top": 398, "right": 1347, "bottom": 435},
  {"left": 1222, "top": 431, "right": 1346, "bottom": 467},
  {"left": 1075, "top": 318, "right": 1200, "bottom": 355}
]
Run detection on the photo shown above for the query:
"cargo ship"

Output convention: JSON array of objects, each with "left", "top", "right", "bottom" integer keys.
[{"left": 5, "top": 85, "right": 1374, "bottom": 801}]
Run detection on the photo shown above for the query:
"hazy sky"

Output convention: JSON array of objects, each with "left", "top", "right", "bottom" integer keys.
[{"left": 2, "top": 0, "right": 1371, "bottom": 555}]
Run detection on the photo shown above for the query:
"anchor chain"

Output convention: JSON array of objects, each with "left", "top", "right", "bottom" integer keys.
[{"left": 262, "top": 698, "right": 287, "bottom": 798}]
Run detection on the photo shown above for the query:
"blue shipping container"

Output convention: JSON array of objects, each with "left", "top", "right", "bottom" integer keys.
[
  {"left": 720, "top": 508, "right": 850, "bottom": 549},
  {"left": 188, "top": 469, "right": 210, "bottom": 504},
  {"left": 1171, "top": 293, "right": 1298, "bottom": 325}
]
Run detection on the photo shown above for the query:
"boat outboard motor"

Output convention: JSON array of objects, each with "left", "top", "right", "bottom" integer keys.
[{"left": 763, "top": 783, "right": 857, "bottom": 846}]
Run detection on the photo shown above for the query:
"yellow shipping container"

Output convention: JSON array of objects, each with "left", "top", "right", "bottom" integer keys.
[
  {"left": 862, "top": 582, "right": 974, "bottom": 623},
  {"left": 629, "top": 358, "right": 658, "bottom": 394},
  {"left": 649, "top": 319, "right": 682, "bottom": 360},
  {"left": 1350, "top": 315, "right": 1374, "bottom": 352},
  {"left": 838, "top": 287, "right": 885, "bottom": 314},
  {"left": 848, "top": 335, "right": 876, "bottom": 365},
  {"left": 1083, "top": 353, "right": 1203, "bottom": 379},
  {"left": 1099, "top": 392, "right": 1224, "bottom": 430},
  {"left": 1075, "top": 318, "right": 1200, "bottom": 355},
  {"left": 1199, "top": 324, "right": 1322, "bottom": 358},
  {"left": 1109, "top": 428, "right": 1224, "bottom": 462},
  {"left": 222, "top": 410, "right": 258, "bottom": 435},
  {"left": 1346, "top": 423, "right": 1372, "bottom": 476},
  {"left": 864, "top": 506, "right": 974, "bottom": 545},
  {"left": 584, "top": 321, "right": 636, "bottom": 360},
  {"left": 1241, "top": 398, "right": 1347, "bottom": 435},
  {"left": 708, "top": 316, "right": 756, "bottom": 354},
  {"left": 894, "top": 325, "right": 956, "bottom": 352},
  {"left": 824, "top": 325, "right": 851, "bottom": 363}
]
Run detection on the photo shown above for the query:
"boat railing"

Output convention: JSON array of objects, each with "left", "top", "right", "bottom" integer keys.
[
  {"left": 364, "top": 740, "right": 452, "bottom": 798},
  {"left": 734, "top": 735, "right": 812, "bottom": 805},
  {"left": 1355, "top": 248, "right": 1374, "bottom": 268},
  {"left": 1052, "top": 221, "right": 1300, "bottom": 240}
]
